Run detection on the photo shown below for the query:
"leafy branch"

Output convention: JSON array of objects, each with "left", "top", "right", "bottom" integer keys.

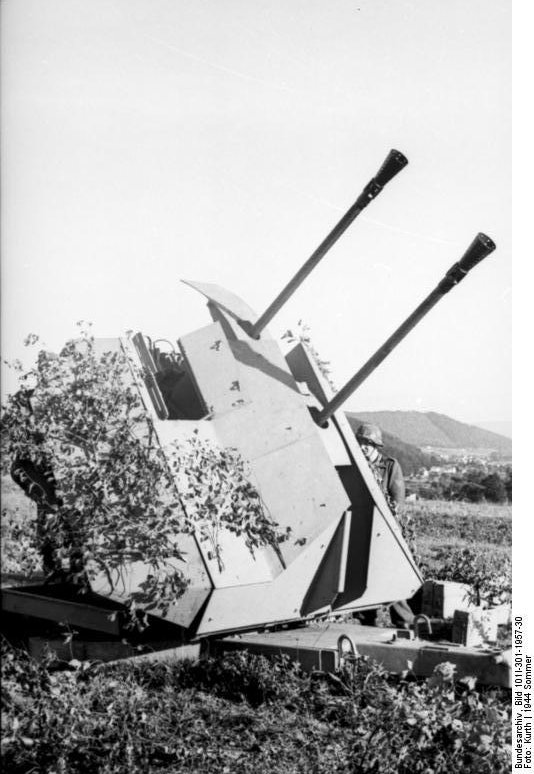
[
  {"left": 169, "top": 432, "right": 290, "bottom": 572},
  {"left": 282, "top": 320, "right": 337, "bottom": 393},
  {"left": 1, "top": 325, "right": 289, "bottom": 622}
]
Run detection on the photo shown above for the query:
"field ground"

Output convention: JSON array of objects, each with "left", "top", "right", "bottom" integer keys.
[
  {"left": 405, "top": 498, "right": 512, "bottom": 521},
  {"left": 404, "top": 499, "right": 511, "bottom": 577},
  {"left": 2, "top": 642, "right": 512, "bottom": 774},
  {"left": 1, "top": 483, "right": 513, "bottom": 773}
]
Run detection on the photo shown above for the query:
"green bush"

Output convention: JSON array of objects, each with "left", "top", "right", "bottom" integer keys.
[
  {"left": 402, "top": 501, "right": 512, "bottom": 604},
  {"left": 426, "top": 547, "right": 512, "bottom": 607},
  {"left": 0, "top": 506, "right": 42, "bottom": 579},
  {"left": 1, "top": 644, "right": 511, "bottom": 774}
]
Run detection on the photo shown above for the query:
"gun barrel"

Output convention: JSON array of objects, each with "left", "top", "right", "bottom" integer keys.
[
  {"left": 243, "top": 150, "right": 408, "bottom": 339},
  {"left": 314, "top": 232, "right": 496, "bottom": 427}
]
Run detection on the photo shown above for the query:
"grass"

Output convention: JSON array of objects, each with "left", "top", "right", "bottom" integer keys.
[
  {"left": 403, "top": 499, "right": 511, "bottom": 580},
  {"left": 405, "top": 498, "right": 512, "bottom": 521},
  {"left": 0, "top": 486, "right": 513, "bottom": 773},
  {"left": 1, "top": 645, "right": 512, "bottom": 774}
]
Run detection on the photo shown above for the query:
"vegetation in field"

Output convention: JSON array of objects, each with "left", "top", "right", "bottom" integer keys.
[
  {"left": 1, "top": 644, "right": 511, "bottom": 774},
  {"left": 406, "top": 498, "right": 512, "bottom": 526},
  {"left": 402, "top": 500, "right": 512, "bottom": 605},
  {"left": 406, "top": 499, "right": 511, "bottom": 561}
]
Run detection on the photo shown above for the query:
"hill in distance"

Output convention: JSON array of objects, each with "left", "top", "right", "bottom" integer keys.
[
  {"left": 472, "top": 420, "right": 512, "bottom": 439},
  {"left": 345, "top": 410, "right": 512, "bottom": 455}
]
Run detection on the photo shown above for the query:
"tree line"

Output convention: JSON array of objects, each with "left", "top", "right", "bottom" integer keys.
[{"left": 406, "top": 465, "right": 512, "bottom": 503}]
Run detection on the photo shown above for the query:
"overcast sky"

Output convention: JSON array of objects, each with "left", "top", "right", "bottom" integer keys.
[{"left": 1, "top": 0, "right": 511, "bottom": 424}]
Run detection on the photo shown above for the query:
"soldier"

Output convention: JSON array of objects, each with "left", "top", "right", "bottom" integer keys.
[
  {"left": 355, "top": 422, "right": 414, "bottom": 628},
  {"left": 9, "top": 388, "right": 77, "bottom": 579}
]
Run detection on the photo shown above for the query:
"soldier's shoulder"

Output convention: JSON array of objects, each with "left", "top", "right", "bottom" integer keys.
[{"left": 384, "top": 456, "right": 403, "bottom": 473}]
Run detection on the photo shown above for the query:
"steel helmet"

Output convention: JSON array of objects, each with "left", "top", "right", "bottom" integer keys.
[{"left": 356, "top": 422, "right": 383, "bottom": 447}]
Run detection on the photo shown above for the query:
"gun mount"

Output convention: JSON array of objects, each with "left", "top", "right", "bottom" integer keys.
[
  {"left": 69, "top": 282, "right": 421, "bottom": 637},
  {"left": 2, "top": 154, "right": 509, "bottom": 686}
]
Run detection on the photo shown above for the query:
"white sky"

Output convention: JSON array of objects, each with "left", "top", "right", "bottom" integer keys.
[{"left": 1, "top": 0, "right": 511, "bottom": 423}]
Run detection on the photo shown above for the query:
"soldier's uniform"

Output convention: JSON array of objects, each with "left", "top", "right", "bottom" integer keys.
[
  {"left": 368, "top": 453, "right": 405, "bottom": 512},
  {"left": 355, "top": 423, "right": 414, "bottom": 628},
  {"left": 11, "top": 455, "right": 61, "bottom": 575},
  {"left": 9, "top": 390, "right": 70, "bottom": 577}
]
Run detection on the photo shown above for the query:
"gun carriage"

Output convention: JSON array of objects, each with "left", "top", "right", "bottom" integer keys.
[{"left": 1, "top": 150, "right": 509, "bottom": 686}]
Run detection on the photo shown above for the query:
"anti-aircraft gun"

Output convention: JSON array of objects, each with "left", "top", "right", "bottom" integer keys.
[{"left": 2, "top": 151, "right": 509, "bottom": 685}]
